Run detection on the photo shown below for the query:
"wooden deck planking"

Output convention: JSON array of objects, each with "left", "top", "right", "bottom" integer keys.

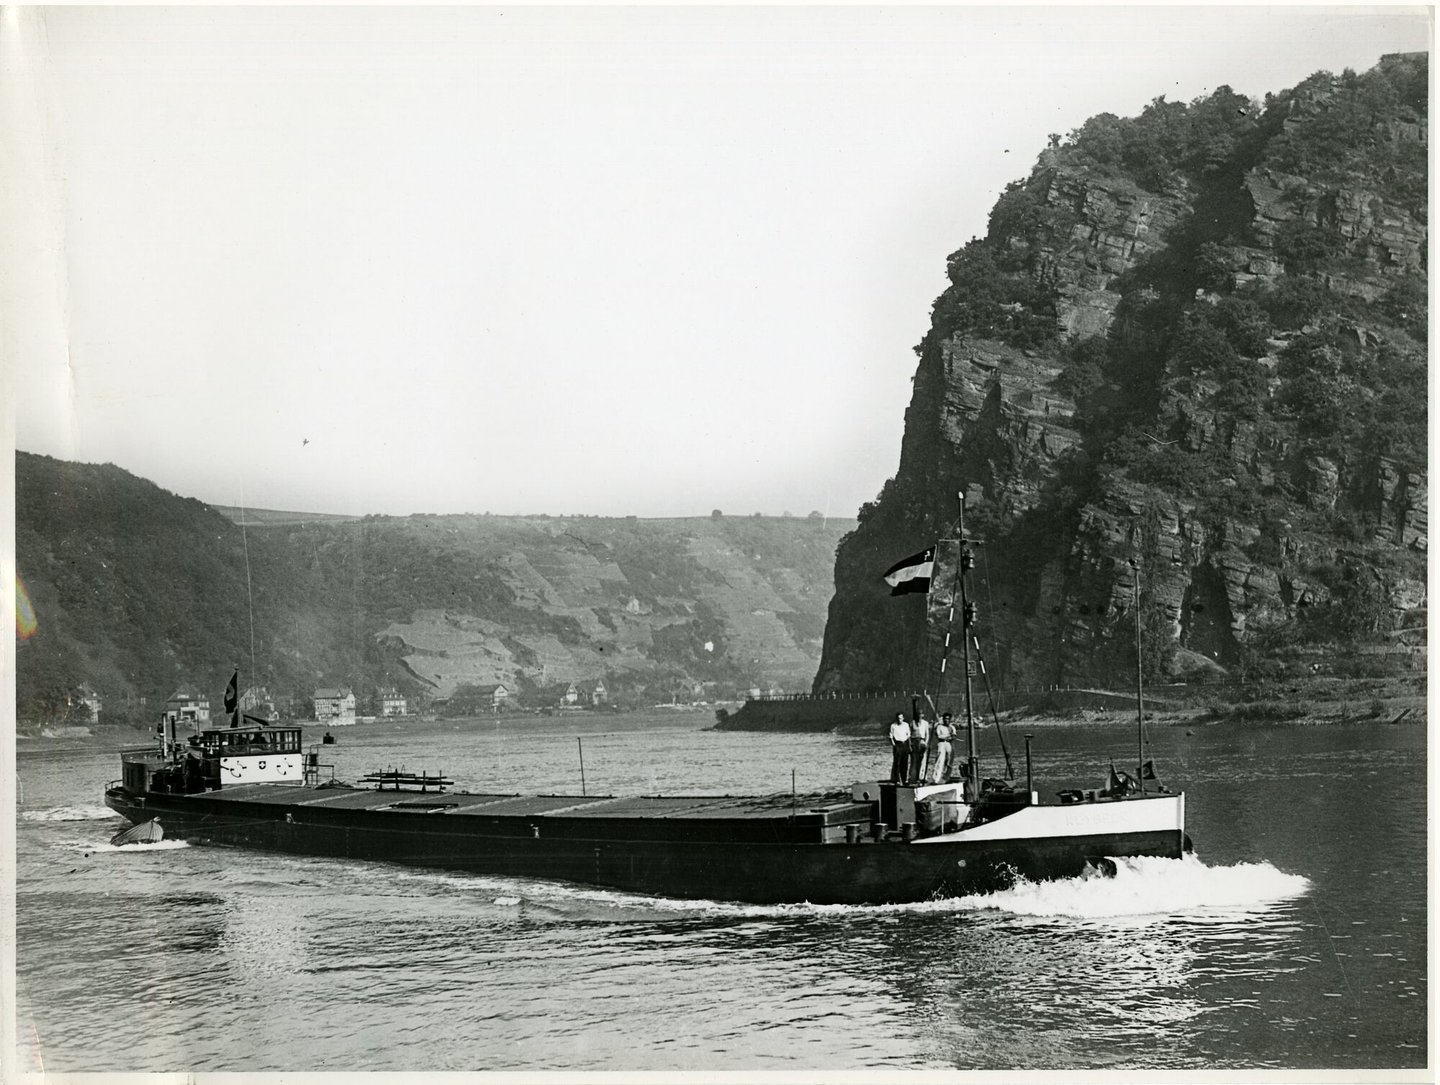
[{"left": 194, "top": 784, "right": 873, "bottom": 824}]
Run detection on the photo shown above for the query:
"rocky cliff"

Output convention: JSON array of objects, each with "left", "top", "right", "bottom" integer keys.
[{"left": 816, "top": 53, "right": 1427, "bottom": 694}]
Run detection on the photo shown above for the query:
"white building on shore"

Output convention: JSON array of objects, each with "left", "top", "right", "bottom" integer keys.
[{"left": 314, "top": 687, "right": 357, "bottom": 723}]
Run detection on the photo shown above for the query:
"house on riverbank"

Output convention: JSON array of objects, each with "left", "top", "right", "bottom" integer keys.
[
  {"left": 165, "top": 688, "right": 211, "bottom": 727},
  {"left": 314, "top": 687, "right": 357, "bottom": 723}
]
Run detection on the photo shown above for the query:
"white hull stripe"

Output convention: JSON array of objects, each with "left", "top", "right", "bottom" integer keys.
[{"left": 916, "top": 793, "right": 1185, "bottom": 844}]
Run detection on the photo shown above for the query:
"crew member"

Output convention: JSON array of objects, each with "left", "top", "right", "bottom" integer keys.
[
  {"left": 888, "top": 713, "right": 911, "bottom": 784},
  {"left": 909, "top": 712, "right": 931, "bottom": 785},
  {"left": 933, "top": 713, "right": 954, "bottom": 783}
]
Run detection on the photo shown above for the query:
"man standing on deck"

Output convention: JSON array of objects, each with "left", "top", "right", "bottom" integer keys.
[
  {"left": 888, "top": 713, "right": 911, "bottom": 784},
  {"left": 909, "top": 712, "right": 931, "bottom": 785},
  {"left": 932, "top": 713, "right": 955, "bottom": 783}
]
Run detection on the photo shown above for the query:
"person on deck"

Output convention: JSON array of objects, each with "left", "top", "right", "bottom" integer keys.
[
  {"left": 909, "top": 713, "right": 931, "bottom": 785},
  {"left": 933, "top": 713, "right": 955, "bottom": 783},
  {"left": 888, "top": 714, "right": 911, "bottom": 785}
]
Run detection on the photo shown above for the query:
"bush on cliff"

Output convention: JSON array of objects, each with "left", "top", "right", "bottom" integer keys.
[
  {"left": 1064, "top": 86, "right": 1256, "bottom": 191},
  {"left": 930, "top": 241, "right": 1060, "bottom": 351}
]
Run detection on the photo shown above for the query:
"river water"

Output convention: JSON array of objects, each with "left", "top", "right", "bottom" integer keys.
[{"left": 13, "top": 711, "right": 1427, "bottom": 1073}]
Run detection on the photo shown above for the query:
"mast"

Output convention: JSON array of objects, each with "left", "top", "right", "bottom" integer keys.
[
  {"left": 957, "top": 493, "right": 978, "bottom": 801},
  {"left": 1133, "top": 556, "right": 1146, "bottom": 795},
  {"left": 931, "top": 491, "right": 980, "bottom": 800}
]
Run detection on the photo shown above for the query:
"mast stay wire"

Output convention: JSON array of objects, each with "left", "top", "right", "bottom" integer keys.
[
  {"left": 974, "top": 544, "right": 1015, "bottom": 780},
  {"left": 927, "top": 495, "right": 1019, "bottom": 783},
  {"left": 975, "top": 643, "right": 1015, "bottom": 780},
  {"left": 929, "top": 506, "right": 968, "bottom": 707},
  {"left": 921, "top": 502, "right": 1013, "bottom": 782}
]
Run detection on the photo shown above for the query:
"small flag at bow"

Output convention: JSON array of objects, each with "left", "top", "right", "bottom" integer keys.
[{"left": 883, "top": 547, "right": 935, "bottom": 596}]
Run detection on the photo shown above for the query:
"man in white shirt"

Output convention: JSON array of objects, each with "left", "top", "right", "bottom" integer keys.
[
  {"left": 932, "top": 713, "right": 955, "bottom": 783},
  {"left": 888, "top": 713, "right": 911, "bottom": 784},
  {"left": 909, "top": 713, "right": 931, "bottom": 785}
]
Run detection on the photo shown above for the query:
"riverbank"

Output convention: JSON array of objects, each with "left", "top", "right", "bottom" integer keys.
[
  {"left": 1142, "top": 688, "right": 1425, "bottom": 729},
  {"left": 15, "top": 722, "right": 154, "bottom": 754},
  {"left": 17, "top": 683, "right": 1423, "bottom": 754},
  {"left": 719, "top": 678, "right": 1426, "bottom": 735}
]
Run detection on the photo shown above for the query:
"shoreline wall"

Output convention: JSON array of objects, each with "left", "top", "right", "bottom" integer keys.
[{"left": 716, "top": 688, "right": 1156, "bottom": 731}]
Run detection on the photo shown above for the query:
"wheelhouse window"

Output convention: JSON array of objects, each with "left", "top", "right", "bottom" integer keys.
[{"left": 195, "top": 728, "right": 302, "bottom": 756}]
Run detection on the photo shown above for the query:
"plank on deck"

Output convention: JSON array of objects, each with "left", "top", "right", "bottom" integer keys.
[{"left": 196, "top": 785, "right": 871, "bottom": 823}]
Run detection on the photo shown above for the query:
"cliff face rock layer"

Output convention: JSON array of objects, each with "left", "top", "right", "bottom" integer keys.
[{"left": 817, "top": 54, "right": 1427, "bottom": 694}]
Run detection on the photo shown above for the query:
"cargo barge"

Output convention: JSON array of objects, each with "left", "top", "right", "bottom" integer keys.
[
  {"left": 103, "top": 494, "right": 1189, "bottom": 905},
  {"left": 104, "top": 723, "right": 1184, "bottom": 904}
]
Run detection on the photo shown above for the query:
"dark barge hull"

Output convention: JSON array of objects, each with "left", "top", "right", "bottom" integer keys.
[{"left": 105, "top": 783, "right": 1185, "bottom": 905}]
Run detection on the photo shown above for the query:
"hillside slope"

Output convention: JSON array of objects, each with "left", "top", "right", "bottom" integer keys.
[
  {"left": 16, "top": 452, "right": 851, "bottom": 720},
  {"left": 816, "top": 53, "right": 1427, "bottom": 694}
]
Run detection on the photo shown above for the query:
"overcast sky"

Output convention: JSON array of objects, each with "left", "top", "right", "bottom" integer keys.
[{"left": 4, "top": 6, "right": 1430, "bottom": 518}]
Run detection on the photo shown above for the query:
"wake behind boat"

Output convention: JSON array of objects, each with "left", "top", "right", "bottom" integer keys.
[{"left": 104, "top": 494, "right": 1188, "bottom": 905}]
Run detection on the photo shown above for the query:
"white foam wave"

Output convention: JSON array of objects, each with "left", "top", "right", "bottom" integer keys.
[
  {"left": 505, "top": 855, "right": 1312, "bottom": 921},
  {"left": 21, "top": 805, "right": 120, "bottom": 823},
  {"left": 950, "top": 854, "right": 1311, "bottom": 919},
  {"left": 63, "top": 839, "right": 191, "bottom": 853}
]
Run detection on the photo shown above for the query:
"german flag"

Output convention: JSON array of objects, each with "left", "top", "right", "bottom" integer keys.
[
  {"left": 224, "top": 668, "right": 239, "bottom": 727},
  {"left": 883, "top": 547, "right": 935, "bottom": 596}
]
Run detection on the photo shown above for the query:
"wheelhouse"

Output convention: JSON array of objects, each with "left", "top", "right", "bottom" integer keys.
[
  {"left": 184, "top": 726, "right": 306, "bottom": 788},
  {"left": 120, "top": 724, "right": 310, "bottom": 795}
]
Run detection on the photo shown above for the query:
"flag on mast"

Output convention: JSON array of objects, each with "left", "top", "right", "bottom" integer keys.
[
  {"left": 883, "top": 547, "right": 935, "bottom": 595},
  {"left": 224, "top": 668, "right": 239, "bottom": 727}
]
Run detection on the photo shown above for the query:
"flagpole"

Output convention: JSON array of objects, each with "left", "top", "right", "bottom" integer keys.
[
  {"left": 957, "top": 493, "right": 978, "bottom": 802},
  {"left": 936, "top": 542, "right": 959, "bottom": 718}
]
